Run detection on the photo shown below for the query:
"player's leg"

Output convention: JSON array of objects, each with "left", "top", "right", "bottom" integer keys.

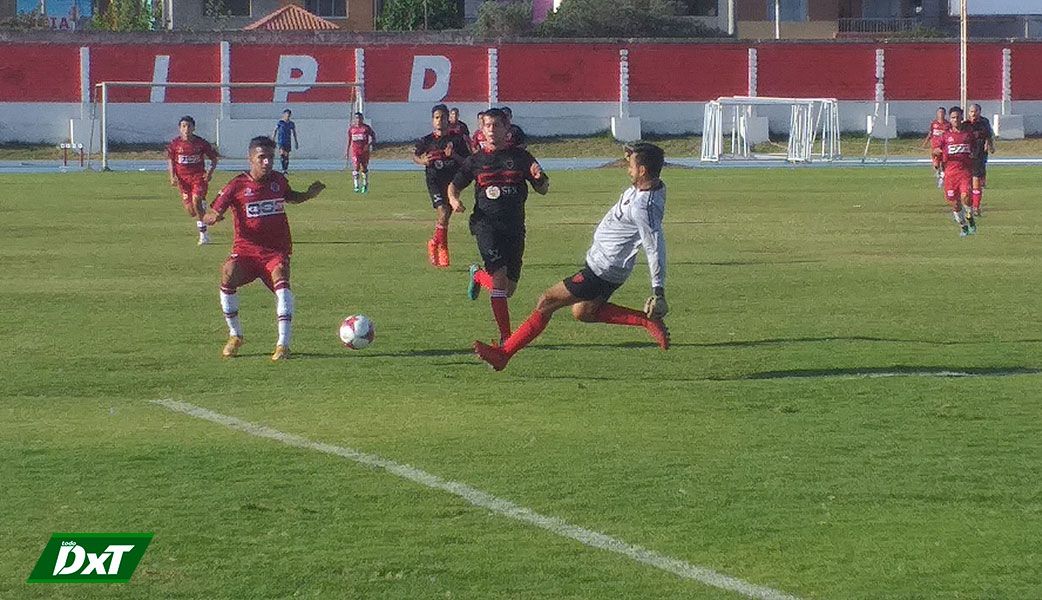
[
  {"left": 475, "top": 281, "right": 577, "bottom": 371},
  {"left": 474, "top": 226, "right": 520, "bottom": 343},
  {"left": 567, "top": 266, "right": 670, "bottom": 350},
  {"left": 219, "top": 256, "right": 257, "bottom": 358},
  {"left": 971, "top": 174, "right": 983, "bottom": 216},
  {"left": 428, "top": 193, "right": 451, "bottom": 267},
  {"left": 359, "top": 156, "right": 370, "bottom": 193},
  {"left": 351, "top": 154, "right": 361, "bottom": 192},
  {"left": 178, "top": 179, "right": 201, "bottom": 243},
  {"left": 279, "top": 147, "right": 290, "bottom": 173},
  {"left": 267, "top": 258, "right": 293, "bottom": 361},
  {"left": 192, "top": 181, "right": 210, "bottom": 245}
]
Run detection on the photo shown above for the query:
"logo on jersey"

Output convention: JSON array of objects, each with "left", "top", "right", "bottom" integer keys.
[
  {"left": 270, "top": 182, "right": 280, "bottom": 192},
  {"left": 177, "top": 155, "right": 201, "bottom": 164},
  {"left": 434, "top": 159, "right": 445, "bottom": 169},
  {"left": 245, "top": 198, "right": 286, "bottom": 218},
  {"left": 485, "top": 185, "right": 501, "bottom": 200},
  {"left": 947, "top": 143, "right": 970, "bottom": 154}
]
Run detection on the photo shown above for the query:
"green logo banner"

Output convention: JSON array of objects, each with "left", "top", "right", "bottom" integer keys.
[{"left": 28, "top": 533, "right": 153, "bottom": 583}]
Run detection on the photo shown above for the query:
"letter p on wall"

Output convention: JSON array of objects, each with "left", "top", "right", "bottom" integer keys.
[{"left": 275, "top": 55, "right": 319, "bottom": 102}]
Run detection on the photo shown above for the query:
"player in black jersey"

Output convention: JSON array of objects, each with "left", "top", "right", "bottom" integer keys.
[
  {"left": 413, "top": 103, "right": 471, "bottom": 268},
  {"left": 966, "top": 103, "right": 995, "bottom": 217},
  {"left": 501, "top": 106, "right": 527, "bottom": 149},
  {"left": 448, "top": 107, "right": 471, "bottom": 138},
  {"left": 448, "top": 108, "right": 549, "bottom": 344}
]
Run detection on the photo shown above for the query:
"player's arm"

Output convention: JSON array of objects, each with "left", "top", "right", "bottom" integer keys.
[
  {"left": 635, "top": 192, "right": 668, "bottom": 318},
  {"left": 987, "top": 125, "right": 996, "bottom": 154},
  {"left": 525, "top": 154, "right": 549, "bottom": 195},
  {"left": 448, "top": 164, "right": 473, "bottom": 213},
  {"left": 167, "top": 144, "right": 178, "bottom": 186},
  {"left": 205, "top": 146, "right": 219, "bottom": 181},
  {"left": 412, "top": 141, "right": 430, "bottom": 167},
  {"left": 203, "top": 183, "right": 233, "bottom": 225},
  {"left": 286, "top": 181, "right": 326, "bottom": 204},
  {"left": 368, "top": 127, "right": 376, "bottom": 151}
]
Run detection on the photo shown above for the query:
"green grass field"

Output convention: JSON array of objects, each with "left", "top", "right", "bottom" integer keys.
[{"left": 3, "top": 165, "right": 1042, "bottom": 599}]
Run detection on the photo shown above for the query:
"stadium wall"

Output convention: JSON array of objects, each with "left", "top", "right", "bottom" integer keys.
[{"left": 3, "top": 39, "right": 1042, "bottom": 153}]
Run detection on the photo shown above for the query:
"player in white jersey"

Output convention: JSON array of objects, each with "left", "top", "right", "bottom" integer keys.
[{"left": 474, "top": 142, "right": 670, "bottom": 371}]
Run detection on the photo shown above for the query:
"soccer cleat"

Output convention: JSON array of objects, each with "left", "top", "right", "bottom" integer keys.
[
  {"left": 645, "top": 319, "right": 671, "bottom": 350},
  {"left": 436, "top": 243, "right": 450, "bottom": 268},
  {"left": 427, "top": 239, "right": 439, "bottom": 267},
  {"left": 198, "top": 233, "right": 211, "bottom": 245},
  {"left": 221, "top": 335, "right": 243, "bottom": 358},
  {"left": 474, "top": 340, "right": 509, "bottom": 371},
  {"left": 361, "top": 183, "right": 369, "bottom": 194},
  {"left": 467, "top": 264, "right": 481, "bottom": 300},
  {"left": 960, "top": 226, "right": 970, "bottom": 238},
  {"left": 353, "top": 185, "right": 360, "bottom": 193},
  {"left": 271, "top": 345, "right": 291, "bottom": 361}
]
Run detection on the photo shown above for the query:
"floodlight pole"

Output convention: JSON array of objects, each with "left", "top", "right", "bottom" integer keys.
[{"left": 960, "top": 0, "right": 968, "bottom": 110}]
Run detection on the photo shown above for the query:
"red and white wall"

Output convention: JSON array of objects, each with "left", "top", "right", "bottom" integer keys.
[{"left": 2, "top": 41, "right": 1040, "bottom": 154}]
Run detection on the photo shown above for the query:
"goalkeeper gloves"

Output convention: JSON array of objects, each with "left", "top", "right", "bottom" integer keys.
[{"left": 644, "top": 287, "right": 668, "bottom": 320}]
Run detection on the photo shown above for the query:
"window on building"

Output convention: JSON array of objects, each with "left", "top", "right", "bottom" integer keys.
[
  {"left": 306, "top": 0, "right": 346, "bottom": 17},
  {"left": 765, "top": 0, "right": 808, "bottom": 22},
  {"left": 206, "top": 0, "right": 250, "bottom": 16},
  {"left": 679, "top": 0, "right": 717, "bottom": 16}
]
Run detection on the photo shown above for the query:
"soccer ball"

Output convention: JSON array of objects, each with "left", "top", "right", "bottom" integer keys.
[{"left": 339, "top": 315, "right": 375, "bottom": 349}]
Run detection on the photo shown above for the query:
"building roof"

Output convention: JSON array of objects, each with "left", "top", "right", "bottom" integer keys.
[{"left": 243, "top": 4, "right": 341, "bottom": 31}]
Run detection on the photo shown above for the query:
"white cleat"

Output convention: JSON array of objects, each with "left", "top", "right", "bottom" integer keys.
[{"left": 198, "top": 233, "right": 211, "bottom": 246}]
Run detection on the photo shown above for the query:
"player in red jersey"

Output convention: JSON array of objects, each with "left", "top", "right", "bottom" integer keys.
[
  {"left": 449, "top": 108, "right": 549, "bottom": 344},
  {"left": 940, "top": 106, "right": 978, "bottom": 237},
  {"left": 413, "top": 104, "right": 471, "bottom": 268},
  {"left": 501, "top": 106, "right": 528, "bottom": 149},
  {"left": 922, "top": 106, "right": 949, "bottom": 188},
  {"left": 167, "top": 116, "right": 219, "bottom": 245},
  {"left": 471, "top": 111, "right": 488, "bottom": 153},
  {"left": 202, "top": 136, "right": 326, "bottom": 361},
  {"left": 346, "top": 112, "right": 376, "bottom": 194},
  {"left": 448, "top": 107, "right": 470, "bottom": 138},
  {"left": 967, "top": 103, "right": 996, "bottom": 216}
]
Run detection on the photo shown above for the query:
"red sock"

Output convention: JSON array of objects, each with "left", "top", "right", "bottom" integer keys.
[
  {"left": 503, "top": 310, "right": 551, "bottom": 356},
  {"left": 971, "top": 189, "right": 982, "bottom": 210},
  {"left": 593, "top": 303, "right": 647, "bottom": 327},
  {"left": 474, "top": 268, "right": 493, "bottom": 291},
  {"left": 490, "top": 291, "right": 511, "bottom": 342},
  {"left": 433, "top": 224, "right": 447, "bottom": 245}
]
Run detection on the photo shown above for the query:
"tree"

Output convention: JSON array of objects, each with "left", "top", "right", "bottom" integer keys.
[
  {"left": 92, "top": 0, "right": 164, "bottom": 31},
  {"left": 378, "top": 0, "right": 462, "bottom": 31},
  {"left": 472, "top": 0, "right": 533, "bottom": 38},
  {"left": 537, "top": 0, "right": 724, "bottom": 38}
]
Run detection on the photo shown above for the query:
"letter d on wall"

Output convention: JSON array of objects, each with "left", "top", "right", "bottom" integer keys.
[
  {"left": 274, "top": 55, "right": 319, "bottom": 102},
  {"left": 408, "top": 56, "right": 451, "bottom": 102}
]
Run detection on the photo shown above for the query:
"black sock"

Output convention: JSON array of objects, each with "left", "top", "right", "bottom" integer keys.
[{"left": 281, "top": 156, "right": 289, "bottom": 171}]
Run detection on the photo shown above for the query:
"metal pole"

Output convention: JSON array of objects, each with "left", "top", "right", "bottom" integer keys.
[
  {"left": 960, "top": 0, "right": 968, "bottom": 110},
  {"left": 775, "top": 0, "right": 781, "bottom": 40},
  {"left": 100, "top": 82, "right": 109, "bottom": 171}
]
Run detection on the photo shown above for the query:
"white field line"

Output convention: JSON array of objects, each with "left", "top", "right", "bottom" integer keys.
[{"left": 152, "top": 398, "right": 802, "bottom": 600}]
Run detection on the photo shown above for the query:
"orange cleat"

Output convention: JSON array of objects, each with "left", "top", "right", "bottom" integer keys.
[
  {"left": 271, "top": 345, "right": 291, "bottom": 361},
  {"left": 645, "top": 319, "right": 670, "bottom": 350},
  {"left": 221, "top": 336, "right": 243, "bottom": 358},
  {"left": 436, "top": 243, "right": 450, "bottom": 268},
  {"left": 426, "top": 239, "right": 439, "bottom": 267},
  {"left": 474, "top": 340, "right": 509, "bottom": 371}
]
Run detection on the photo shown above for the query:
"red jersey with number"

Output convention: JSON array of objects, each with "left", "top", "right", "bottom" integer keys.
[
  {"left": 347, "top": 124, "right": 375, "bottom": 152},
  {"left": 928, "top": 119, "right": 950, "bottom": 148},
  {"left": 168, "top": 136, "right": 217, "bottom": 178},
  {"left": 212, "top": 172, "right": 294, "bottom": 255},
  {"left": 941, "top": 129, "right": 975, "bottom": 175}
]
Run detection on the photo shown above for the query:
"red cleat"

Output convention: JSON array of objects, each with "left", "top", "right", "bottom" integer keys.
[
  {"left": 436, "top": 243, "right": 450, "bottom": 268},
  {"left": 426, "top": 239, "right": 439, "bottom": 267},
  {"left": 646, "top": 319, "right": 670, "bottom": 350},
  {"left": 474, "top": 340, "right": 509, "bottom": 371}
]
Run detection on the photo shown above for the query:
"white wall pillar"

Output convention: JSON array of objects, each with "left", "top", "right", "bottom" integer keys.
[
  {"left": 354, "top": 47, "right": 365, "bottom": 114},
  {"left": 747, "top": 47, "right": 757, "bottom": 97},
  {"left": 220, "top": 41, "right": 230, "bottom": 116},
  {"left": 611, "top": 48, "right": 640, "bottom": 142},
  {"left": 487, "top": 47, "right": 498, "bottom": 107},
  {"left": 995, "top": 47, "right": 1024, "bottom": 138}
]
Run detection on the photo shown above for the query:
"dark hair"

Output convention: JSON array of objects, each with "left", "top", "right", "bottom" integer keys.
[
  {"left": 949, "top": 106, "right": 963, "bottom": 117},
  {"left": 353, "top": 112, "right": 363, "bottom": 118},
  {"left": 282, "top": 109, "right": 292, "bottom": 115},
  {"left": 431, "top": 103, "right": 449, "bottom": 117},
  {"left": 179, "top": 115, "right": 195, "bottom": 127},
  {"left": 449, "top": 107, "right": 460, "bottom": 115},
  {"left": 937, "top": 106, "right": 947, "bottom": 112},
  {"left": 626, "top": 142, "right": 665, "bottom": 179},
  {"left": 249, "top": 136, "right": 277, "bottom": 152},
  {"left": 971, "top": 103, "right": 982, "bottom": 111},
  {"left": 500, "top": 106, "right": 512, "bottom": 117},
  {"left": 483, "top": 108, "right": 507, "bottom": 124}
]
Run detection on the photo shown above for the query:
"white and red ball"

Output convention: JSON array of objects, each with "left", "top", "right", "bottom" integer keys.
[{"left": 339, "top": 315, "right": 375, "bottom": 349}]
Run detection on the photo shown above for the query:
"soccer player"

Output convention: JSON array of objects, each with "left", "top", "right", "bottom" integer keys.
[
  {"left": 923, "top": 106, "right": 950, "bottom": 188},
  {"left": 472, "top": 142, "right": 669, "bottom": 371},
  {"left": 346, "top": 112, "right": 376, "bottom": 193},
  {"left": 448, "top": 107, "right": 470, "bottom": 138},
  {"left": 202, "top": 136, "right": 326, "bottom": 361},
  {"left": 501, "top": 106, "right": 528, "bottom": 149},
  {"left": 471, "top": 111, "right": 489, "bottom": 152},
  {"left": 167, "top": 115, "right": 219, "bottom": 245},
  {"left": 272, "top": 109, "right": 298, "bottom": 173},
  {"left": 940, "top": 106, "right": 978, "bottom": 237},
  {"left": 413, "top": 104, "right": 471, "bottom": 268},
  {"left": 449, "top": 108, "right": 549, "bottom": 344},
  {"left": 967, "top": 103, "right": 996, "bottom": 216}
]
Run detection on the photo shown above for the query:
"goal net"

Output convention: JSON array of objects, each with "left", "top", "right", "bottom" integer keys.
[
  {"left": 701, "top": 96, "right": 840, "bottom": 163},
  {"left": 92, "top": 81, "right": 363, "bottom": 170}
]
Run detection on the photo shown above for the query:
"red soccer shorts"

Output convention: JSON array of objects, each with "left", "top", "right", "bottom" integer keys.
[
  {"left": 226, "top": 251, "right": 290, "bottom": 291},
  {"left": 351, "top": 149, "right": 370, "bottom": 170},
  {"left": 177, "top": 174, "right": 209, "bottom": 206},
  {"left": 944, "top": 170, "right": 972, "bottom": 204}
]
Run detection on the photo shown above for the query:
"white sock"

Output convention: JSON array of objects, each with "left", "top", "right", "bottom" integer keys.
[
  {"left": 361, "top": 172, "right": 368, "bottom": 185},
  {"left": 220, "top": 289, "right": 243, "bottom": 338},
  {"left": 275, "top": 287, "right": 294, "bottom": 347},
  {"left": 953, "top": 211, "right": 966, "bottom": 226},
  {"left": 197, "top": 220, "right": 207, "bottom": 233},
  {"left": 352, "top": 171, "right": 359, "bottom": 186}
]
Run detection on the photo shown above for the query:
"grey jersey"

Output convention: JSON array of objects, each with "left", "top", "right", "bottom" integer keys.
[{"left": 585, "top": 182, "right": 666, "bottom": 288}]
